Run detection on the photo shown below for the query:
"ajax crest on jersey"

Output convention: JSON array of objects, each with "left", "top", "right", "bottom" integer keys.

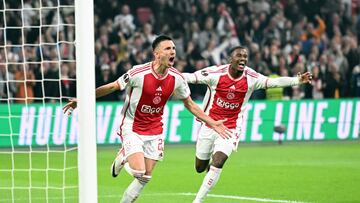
[
  {"left": 153, "top": 96, "right": 162, "bottom": 104},
  {"left": 226, "top": 92, "right": 235, "bottom": 100}
]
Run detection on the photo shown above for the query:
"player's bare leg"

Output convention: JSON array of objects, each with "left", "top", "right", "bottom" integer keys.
[
  {"left": 121, "top": 156, "right": 157, "bottom": 203},
  {"left": 127, "top": 152, "right": 147, "bottom": 173},
  {"left": 112, "top": 149, "right": 147, "bottom": 178},
  {"left": 193, "top": 151, "right": 228, "bottom": 203},
  {"left": 211, "top": 151, "right": 228, "bottom": 168},
  {"left": 195, "top": 157, "right": 210, "bottom": 173}
]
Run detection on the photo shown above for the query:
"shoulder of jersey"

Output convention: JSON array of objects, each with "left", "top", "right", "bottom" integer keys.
[
  {"left": 243, "top": 66, "right": 259, "bottom": 78},
  {"left": 169, "top": 67, "right": 186, "bottom": 80},
  {"left": 129, "top": 62, "right": 152, "bottom": 77},
  {"left": 203, "top": 64, "right": 228, "bottom": 75}
]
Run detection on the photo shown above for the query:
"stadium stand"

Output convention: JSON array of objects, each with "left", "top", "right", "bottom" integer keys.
[{"left": 1, "top": 0, "right": 359, "bottom": 102}]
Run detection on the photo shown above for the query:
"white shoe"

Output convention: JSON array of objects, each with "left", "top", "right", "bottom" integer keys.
[{"left": 111, "top": 149, "right": 125, "bottom": 177}]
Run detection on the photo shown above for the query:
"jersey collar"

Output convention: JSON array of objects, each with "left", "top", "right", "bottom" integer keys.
[{"left": 227, "top": 64, "right": 245, "bottom": 81}]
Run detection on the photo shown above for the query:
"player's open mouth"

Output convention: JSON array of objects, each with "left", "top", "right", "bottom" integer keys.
[
  {"left": 169, "top": 57, "right": 175, "bottom": 63},
  {"left": 238, "top": 63, "right": 245, "bottom": 68}
]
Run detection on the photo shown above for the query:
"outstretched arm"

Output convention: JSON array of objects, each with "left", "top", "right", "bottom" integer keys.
[
  {"left": 266, "top": 72, "right": 312, "bottom": 88},
  {"left": 63, "top": 81, "right": 121, "bottom": 114},
  {"left": 182, "top": 96, "right": 232, "bottom": 139},
  {"left": 182, "top": 73, "right": 198, "bottom": 84},
  {"left": 183, "top": 66, "right": 219, "bottom": 85},
  {"left": 95, "top": 81, "right": 120, "bottom": 97}
]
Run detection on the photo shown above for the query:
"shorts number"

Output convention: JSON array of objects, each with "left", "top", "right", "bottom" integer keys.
[
  {"left": 158, "top": 138, "right": 164, "bottom": 151},
  {"left": 234, "top": 133, "right": 239, "bottom": 147}
]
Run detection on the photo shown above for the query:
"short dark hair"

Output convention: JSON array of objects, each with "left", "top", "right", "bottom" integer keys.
[
  {"left": 229, "top": 46, "right": 247, "bottom": 55},
  {"left": 152, "top": 35, "right": 173, "bottom": 50}
]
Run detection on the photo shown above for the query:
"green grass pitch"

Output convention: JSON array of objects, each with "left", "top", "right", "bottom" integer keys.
[{"left": 1, "top": 141, "right": 359, "bottom": 203}]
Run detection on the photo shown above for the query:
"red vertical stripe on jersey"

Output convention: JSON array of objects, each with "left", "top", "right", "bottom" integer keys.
[
  {"left": 208, "top": 75, "right": 248, "bottom": 129},
  {"left": 132, "top": 73, "right": 175, "bottom": 135}
]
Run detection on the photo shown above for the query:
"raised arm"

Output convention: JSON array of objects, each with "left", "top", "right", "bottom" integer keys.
[
  {"left": 182, "top": 96, "right": 231, "bottom": 139},
  {"left": 63, "top": 81, "right": 121, "bottom": 114},
  {"left": 183, "top": 65, "right": 220, "bottom": 85},
  {"left": 265, "top": 72, "right": 312, "bottom": 88},
  {"left": 182, "top": 73, "right": 198, "bottom": 84},
  {"left": 96, "top": 81, "right": 120, "bottom": 97}
]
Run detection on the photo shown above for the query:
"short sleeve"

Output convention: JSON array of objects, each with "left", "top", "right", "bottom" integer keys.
[
  {"left": 116, "top": 71, "right": 132, "bottom": 91},
  {"left": 248, "top": 69, "right": 268, "bottom": 90},
  {"left": 188, "top": 65, "right": 220, "bottom": 86},
  {"left": 174, "top": 77, "right": 191, "bottom": 99}
]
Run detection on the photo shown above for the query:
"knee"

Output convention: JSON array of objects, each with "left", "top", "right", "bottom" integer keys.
[
  {"left": 195, "top": 163, "right": 208, "bottom": 173},
  {"left": 211, "top": 157, "right": 227, "bottom": 168},
  {"left": 211, "top": 160, "right": 225, "bottom": 168},
  {"left": 211, "top": 152, "right": 228, "bottom": 168},
  {"left": 195, "top": 157, "right": 210, "bottom": 173}
]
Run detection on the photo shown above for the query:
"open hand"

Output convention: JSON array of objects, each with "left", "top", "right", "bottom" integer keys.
[
  {"left": 63, "top": 98, "right": 78, "bottom": 115},
  {"left": 211, "top": 119, "right": 232, "bottom": 139},
  {"left": 298, "top": 72, "right": 313, "bottom": 84}
]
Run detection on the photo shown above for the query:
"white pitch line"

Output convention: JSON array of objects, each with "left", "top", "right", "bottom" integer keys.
[
  {"left": 0, "top": 192, "right": 310, "bottom": 203},
  {"left": 145, "top": 193, "right": 309, "bottom": 203}
]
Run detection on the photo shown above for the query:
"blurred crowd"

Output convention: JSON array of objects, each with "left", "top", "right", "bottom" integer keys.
[
  {"left": 0, "top": 0, "right": 360, "bottom": 103},
  {"left": 0, "top": 0, "right": 76, "bottom": 103}
]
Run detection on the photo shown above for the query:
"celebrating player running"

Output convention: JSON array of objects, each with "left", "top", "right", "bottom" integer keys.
[
  {"left": 63, "top": 35, "right": 231, "bottom": 203},
  {"left": 183, "top": 46, "right": 312, "bottom": 203}
]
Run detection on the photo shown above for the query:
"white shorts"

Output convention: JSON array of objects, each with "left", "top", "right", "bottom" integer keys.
[
  {"left": 196, "top": 125, "right": 239, "bottom": 160},
  {"left": 118, "top": 130, "right": 165, "bottom": 161}
]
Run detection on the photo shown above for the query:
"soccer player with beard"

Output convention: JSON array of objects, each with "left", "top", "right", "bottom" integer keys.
[
  {"left": 183, "top": 46, "right": 313, "bottom": 203},
  {"left": 63, "top": 35, "right": 232, "bottom": 203}
]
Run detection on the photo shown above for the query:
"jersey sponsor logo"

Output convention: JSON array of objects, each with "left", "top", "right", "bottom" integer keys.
[
  {"left": 153, "top": 96, "right": 162, "bottom": 104},
  {"left": 216, "top": 97, "right": 240, "bottom": 109},
  {"left": 140, "top": 104, "right": 163, "bottom": 114}
]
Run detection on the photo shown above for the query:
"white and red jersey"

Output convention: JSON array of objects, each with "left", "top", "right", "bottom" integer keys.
[
  {"left": 183, "top": 64, "right": 268, "bottom": 132},
  {"left": 117, "top": 62, "right": 190, "bottom": 136}
]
